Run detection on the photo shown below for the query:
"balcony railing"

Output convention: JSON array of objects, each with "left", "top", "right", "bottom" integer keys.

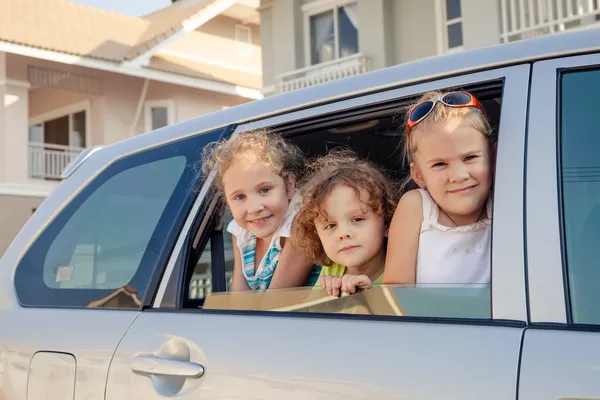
[
  {"left": 189, "top": 271, "right": 234, "bottom": 300},
  {"left": 28, "top": 142, "right": 84, "bottom": 180},
  {"left": 275, "top": 53, "right": 372, "bottom": 94},
  {"left": 500, "top": 0, "right": 600, "bottom": 43}
]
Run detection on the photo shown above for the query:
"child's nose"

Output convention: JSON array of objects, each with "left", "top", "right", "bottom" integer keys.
[
  {"left": 449, "top": 164, "right": 469, "bottom": 182},
  {"left": 248, "top": 197, "right": 264, "bottom": 213}
]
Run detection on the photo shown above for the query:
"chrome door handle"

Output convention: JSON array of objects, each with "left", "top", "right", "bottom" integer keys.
[{"left": 131, "top": 355, "right": 205, "bottom": 378}]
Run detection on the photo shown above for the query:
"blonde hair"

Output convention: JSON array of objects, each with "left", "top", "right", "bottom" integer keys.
[
  {"left": 399, "top": 90, "right": 492, "bottom": 193},
  {"left": 296, "top": 149, "right": 397, "bottom": 266},
  {"left": 201, "top": 129, "right": 303, "bottom": 192}
]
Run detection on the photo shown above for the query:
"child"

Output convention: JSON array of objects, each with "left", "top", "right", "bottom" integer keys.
[
  {"left": 296, "top": 149, "right": 397, "bottom": 297},
  {"left": 201, "top": 129, "right": 317, "bottom": 291},
  {"left": 382, "top": 90, "right": 494, "bottom": 285}
]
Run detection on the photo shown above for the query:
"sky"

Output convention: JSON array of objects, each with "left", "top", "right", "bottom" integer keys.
[{"left": 69, "top": 0, "right": 172, "bottom": 17}]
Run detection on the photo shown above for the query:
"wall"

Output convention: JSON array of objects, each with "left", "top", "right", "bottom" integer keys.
[
  {"left": 260, "top": 0, "right": 303, "bottom": 88},
  {"left": 164, "top": 14, "right": 262, "bottom": 79},
  {"left": 357, "top": 0, "right": 395, "bottom": 70},
  {"left": 0, "top": 194, "right": 44, "bottom": 257},
  {"left": 461, "top": 0, "right": 501, "bottom": 51},
  {"left": 392, "top": 0, "right": 439, "bottom": 64}
]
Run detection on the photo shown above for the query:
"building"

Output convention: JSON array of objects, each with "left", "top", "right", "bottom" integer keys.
[
  {"left": 259, "top": 0, "right": 600, "bottom": 95},
  {"left": 0, "top": 0, "right": 261, "bottom": 256}
]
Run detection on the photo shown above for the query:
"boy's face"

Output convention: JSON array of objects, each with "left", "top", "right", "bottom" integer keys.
[{"left": 315, "top": 185, "right": 386, "bottom": 271}]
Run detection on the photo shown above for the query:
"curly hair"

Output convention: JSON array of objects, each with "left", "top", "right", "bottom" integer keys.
[
  {"left": 296, "top": 149, "right": 397, "bottom": 266},
  {"left": 397, "top": 90, "right": 493, "bottom": 194},
  {"left": 200, "top": 129, "right": 304, "bottom": 192}
]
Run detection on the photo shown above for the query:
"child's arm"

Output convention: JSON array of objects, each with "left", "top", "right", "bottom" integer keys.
[
  {"left": 382, "top": 190, "right": 423, "bottom": 284},
  {"left": 268, "top": 219, "right": 314, "bottom": 289},
  {"left": 230, "top": 234, "right": 251, "bottom": 291}
]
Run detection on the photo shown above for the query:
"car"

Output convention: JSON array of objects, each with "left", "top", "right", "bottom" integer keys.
[{"left": 2, "top": 28, "right": 600, "bottom": 400}]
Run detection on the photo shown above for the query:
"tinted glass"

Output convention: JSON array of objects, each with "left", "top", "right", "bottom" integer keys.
[
  {"left": 152, "top": 107, "right": 169, "bottom": 130},
  {"left": 310, "top": 10, "right": 335, "bottom": 65},
  {"left": 447, "top": 22, "right": 463, "bottom": 49},
  {"left": 15, "top": 126, "right": 233, "bottom": 308},
  {"left": 203, "top": 284, "right": 491, "bottom": 319},
  {"left": 446, "top": 0, "right": 461, "bottom": 20},
  {"left": 338, "top": 4, "right": 358, "bottom": 58},
  {"left": 560, "top": 68, "right": 600, "bottom": 324}
]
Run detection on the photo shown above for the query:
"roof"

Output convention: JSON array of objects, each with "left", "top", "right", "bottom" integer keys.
[{"left": 0, "top": 0, "right": 261, "bottom": 92}]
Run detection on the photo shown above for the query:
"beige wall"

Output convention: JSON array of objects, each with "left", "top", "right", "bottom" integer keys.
[
  {"left": 0, "top": 194, "right": 44, "bottom": 257},
  {"left": 392, "top": 0, "right": 439, "bottom": 64},
  {"left": 164, "top": 15, "right": 262, "bottom": 76},
  {"left": 461, "top": 0, "right": 501, "bottom": 50},
  {"left": 357, "top": 0, "right": 395, "bottom": 70}
]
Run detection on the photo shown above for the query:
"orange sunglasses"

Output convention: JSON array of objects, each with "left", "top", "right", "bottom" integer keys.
[{"left": 406, "top": 91, "right": 483, "bottom": 136}]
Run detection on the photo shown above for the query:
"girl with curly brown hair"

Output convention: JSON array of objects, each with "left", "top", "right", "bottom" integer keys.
[{"left": 296, "top": 149, "right": 397, "bottom": 296}]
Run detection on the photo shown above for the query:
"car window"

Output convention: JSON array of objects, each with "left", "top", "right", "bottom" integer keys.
[
  {"left": 189, "top": 209, "right": 234, "bottom": 300},
  {"left": 559, "top": 67, "right": 600, "bottom": 324},
  {"left": 14, "top": 126, "right": 233, "bottom": 309}
]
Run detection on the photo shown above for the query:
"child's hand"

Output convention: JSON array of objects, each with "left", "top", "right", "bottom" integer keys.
[
  {"left": 341, "top": 274, "right": 372, "bottom": 295},
  {"left": 320, "top": 274, "right": 343, "bottom": 297},
  {"left": 320, "top": 274, "right": 372, "bottom": 296}
]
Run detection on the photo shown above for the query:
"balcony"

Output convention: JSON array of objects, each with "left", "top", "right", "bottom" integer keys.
[
  {"left": 500, "top": 0, "right": 600, "bottom": 43},
  {"left": 28, "top": 142, "right": 84, "bottom": 180},
  {"left": 275, "top": 53, "right": 372, "bottom": 94}
]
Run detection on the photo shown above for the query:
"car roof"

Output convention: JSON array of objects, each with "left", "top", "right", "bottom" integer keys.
[{"left": 120, "top": 29, "right": 600, "bottom": 150}]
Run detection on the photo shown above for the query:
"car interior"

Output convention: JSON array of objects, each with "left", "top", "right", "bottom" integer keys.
[{"left": 182, "top": 81, "right": 504, "bottom": 309}]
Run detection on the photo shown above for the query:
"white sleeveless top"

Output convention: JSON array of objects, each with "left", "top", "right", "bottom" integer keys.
[{"left": 416, "top": 189, "right": 492, "bottom": 284}]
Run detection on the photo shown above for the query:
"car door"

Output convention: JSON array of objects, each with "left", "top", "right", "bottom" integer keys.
[
  {"left": 106, "top": 64, "right": 530, "bottom": 400},
  {"left": 0, "top": 125, "right": 233, "bottom": 400},
  {"left": 518, "top": 52, "right": 600, "bottom": 398}
]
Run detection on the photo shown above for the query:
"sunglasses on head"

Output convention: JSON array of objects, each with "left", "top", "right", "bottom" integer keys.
[{"left": 406, "top": 91, "right": 483, "bottom": 136}]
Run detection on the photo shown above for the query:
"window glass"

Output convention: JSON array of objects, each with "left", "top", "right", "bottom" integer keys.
[
  {"left": 203, "top": 284, "right": 490, "bottom": 319},
  {"left": 151, "top": 107, "right": 169, "bottom": 130},
  {"left": 446, "top": 0, "right": 461, "bottom": 20},
  {"left": 560, "top": 68, "right": 600, "bottom": 324},
  {"left": 338, "top": 4, "right": 358, "bottom": 58},
  {"left": 310, "top": 10, "right": 335, "bottom": 65},
  {"left": 15, "top": 126, "right": 233, "bottom": 308},
  {"left": 447, "top": 22, "right": 463, "bottom": 48},
  {"left": 71, "top": 111, "right": 86, "bottom": 148}
]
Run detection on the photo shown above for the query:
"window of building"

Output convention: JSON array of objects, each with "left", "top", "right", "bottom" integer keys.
[
  {"left": 444, "top": 0, "right": 463, "bottom": 50},
  {"left": 144, "top": 100, "right": 175, "bottom": 132},
  {"left": 235, "top": 25, "right": 253, "bottom": 57},
  {"left": 28, "top": 102, "right": 89, "bottom": 180},
  {"left": 559, "top": 67, "right": 600, "bottom": 324},
  {"left": 305, "top": 1, "right": 358, "bottom": 65}
]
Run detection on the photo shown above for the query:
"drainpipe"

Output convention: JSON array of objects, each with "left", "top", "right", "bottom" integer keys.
[{"left": 129, "top": 79, "right": 149, "bottom": 137}]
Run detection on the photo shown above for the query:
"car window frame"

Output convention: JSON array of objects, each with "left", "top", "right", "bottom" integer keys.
[
  {"left": 13, "top": 126, "right": 235, "bottom": 310},
  {"left": 527, "top": 52, "right": 600, "bottom": 324},
  {"left": 154, "top": 64, "right": 531, "bottom": 322}
]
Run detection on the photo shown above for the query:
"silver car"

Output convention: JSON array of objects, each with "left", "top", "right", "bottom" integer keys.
[{"left": 2, "top": 28, "right": 600, "bottom": 399}]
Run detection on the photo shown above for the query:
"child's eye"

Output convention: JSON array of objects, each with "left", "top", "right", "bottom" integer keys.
[
  {"left": 324, "top": 223, "right": 336, "bottom": 230},
  {"left": 259, "top": 187, "right": 271, "bottom": 194},
  {"left": 352, "top": 217, "right": 365, "bottom": 223},
  {"left": 432, "top": 162, "right": 446, "bottom": 168},
  {"left": 233, "top": 194, "right": 245, "bottom": 201},
  {"left": 464, "top": 155, "right": 478, "bottom": 162}
]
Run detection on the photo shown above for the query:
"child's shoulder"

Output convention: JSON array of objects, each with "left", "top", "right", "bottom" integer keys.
[{"left": 397, "top": 189, "right": 425, "bottom": 213}]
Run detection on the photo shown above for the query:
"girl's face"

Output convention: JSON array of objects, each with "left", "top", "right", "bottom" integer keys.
[
  {"left": 410, "top": 117, "right": 493, "bottom": 225},
  {"left": 223, "top": 157, "right": 294, "bottom": 240},
  {"left": 315, "top": 185, "right": 386, "bottom": 271}
]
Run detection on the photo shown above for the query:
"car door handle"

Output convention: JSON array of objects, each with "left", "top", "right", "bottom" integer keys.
[{"left": 131, "top": 355, "right": 205, "bottom": 378}]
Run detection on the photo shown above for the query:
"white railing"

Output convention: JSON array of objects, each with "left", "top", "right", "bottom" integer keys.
[
  {"left": 189, "top": 271, "right": 234, "bottom": 300},
  {"left": 28, "top": 142, "right": 84, "bottom": 180},
  {"left": 275, "top": 53, "right": 372, "bottom": 94},
  {"left": 500, "top": 0, "right": 600, "bottom": 43}
]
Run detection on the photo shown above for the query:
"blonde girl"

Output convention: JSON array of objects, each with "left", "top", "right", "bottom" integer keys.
[
  {"left": 383, "top": 90, "right": 494, "bottom": 285},
  {"left": 202, "top": 129, "right": 318, "bottom": 291}
]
